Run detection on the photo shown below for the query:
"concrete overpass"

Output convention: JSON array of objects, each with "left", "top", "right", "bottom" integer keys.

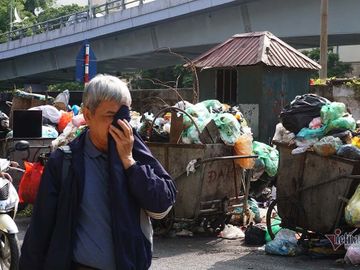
[{"left": 0, "top": 0, "right": 359, "bottom": 88}]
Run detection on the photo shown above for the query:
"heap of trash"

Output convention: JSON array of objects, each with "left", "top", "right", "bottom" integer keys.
[
  {"left": 274, "top": 94, "right": 360, "bottom": 160},
  {"left": 0, "top": 90, "right": 85, "bottom": 150},
  {"left": 132, "top": 99, "right": 279, "bottom": 178}
]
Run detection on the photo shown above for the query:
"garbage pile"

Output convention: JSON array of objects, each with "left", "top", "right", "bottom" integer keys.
[
  {"left": 1, "top": 90, "right": 85, "bottom": 150},
  {"left": 276, "top": 94, "right": 360, "bottom": 160},
  {"left": 134, "top": 99, "right": 279, "bottom": 178}
]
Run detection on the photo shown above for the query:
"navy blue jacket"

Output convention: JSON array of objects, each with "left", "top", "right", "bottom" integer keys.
[{"left": 19, "top": 130, "right": 176, "bottom": 270}]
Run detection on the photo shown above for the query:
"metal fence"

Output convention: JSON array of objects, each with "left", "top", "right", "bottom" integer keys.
[{"left": 0, "top": 0, "right": 153, "bottom": 44}]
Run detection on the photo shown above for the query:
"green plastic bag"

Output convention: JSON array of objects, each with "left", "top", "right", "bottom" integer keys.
[
  {"left": 345, "top": 184, "right": 360, "bottom": 227},
  {"left": 213, "top": 113, "right": 242, "bottom": 145},
  {"left": 325, "top": 115, "right": 356, "bottom": 134},
  {"left": 297, "top": 126, "right": 326, "bottom": 139},
  {"left": 252, "top": 141, "right": 279, "bottom": 177},
  {"left": 199, "top": 99, "right": 223, "bottom": 112},
  {"left": 234, "top": 198, "right": 261, "bottom": 223},
  {"left": 265, "top": 218, "right": 282, "bottom": 242},
  {"left": 321, "top": 102, "right": 347, "bottom": 125},
  {"left": 183, "top": 103, "right": 211, "bottom": 128}
]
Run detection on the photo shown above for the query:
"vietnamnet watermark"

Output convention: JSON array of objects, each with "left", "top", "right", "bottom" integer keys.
[{"left": 325, "top": 228, "right": 360, "bottom": 250}]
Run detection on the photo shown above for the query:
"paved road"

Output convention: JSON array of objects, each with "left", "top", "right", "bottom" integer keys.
[{"left": 16, "top": 217, "right": 357, "bottom": 270}]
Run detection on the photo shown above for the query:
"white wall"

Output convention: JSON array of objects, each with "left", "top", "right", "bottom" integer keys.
[{"left": 338, "top": 45, "right": 360, "bottom": 62}]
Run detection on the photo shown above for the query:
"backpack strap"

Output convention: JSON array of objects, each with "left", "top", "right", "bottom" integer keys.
[{"left": 59, "top": 145, "right": 72, "bottom": 186}]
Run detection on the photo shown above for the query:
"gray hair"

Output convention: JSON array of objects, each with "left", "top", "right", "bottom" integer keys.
[{"left": 82, "top": 74, "right": 132, "bottom": 113}]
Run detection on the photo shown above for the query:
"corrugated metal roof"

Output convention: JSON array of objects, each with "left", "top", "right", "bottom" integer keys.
[{"left": 191, "top": 31, "right": 321, "bottom": 70}]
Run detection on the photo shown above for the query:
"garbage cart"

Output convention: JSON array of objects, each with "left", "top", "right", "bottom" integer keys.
[{"left": 267, "top": 141, "right": 360, "bottom": 240}]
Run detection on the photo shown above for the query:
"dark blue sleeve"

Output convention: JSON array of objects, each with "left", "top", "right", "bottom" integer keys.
[
  {"left": 125, "top": 133, "right": 177, "bottom": 213},
  {"left": 19, "top": 150, "right": 62, "bottom": 270}
]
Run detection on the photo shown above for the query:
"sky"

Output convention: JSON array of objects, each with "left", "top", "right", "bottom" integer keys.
[{"left": 54, "top": 0, "right": 88, "bottom": 6}]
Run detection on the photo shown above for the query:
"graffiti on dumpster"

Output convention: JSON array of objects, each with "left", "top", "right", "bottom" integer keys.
[{"left": 207, "top": 166, "right": 235, "bottom": 183}]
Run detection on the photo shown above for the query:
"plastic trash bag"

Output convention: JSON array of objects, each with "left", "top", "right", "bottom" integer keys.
[
  {"left": 245, "top": 222, "right": 266, "bottom": 246},
  {"left": 352, "top": 137, "right": 360, "bottom": 149},
  {"left": 54, "top": 89, "right": 70, "bottom": 109},
  {"left": 213, "top": 113, "right": 242, "bottom": 145},
  {"left": 71, "top": 105, "right": 81, "bottom": 116},
  {"left": 58, "top": 111, "right": 73, "bottom": 133},
  {"left": 265, "top": 218, "right": 282, "bottom": 243},
  {"left": 234, "top": 134, "right": 255, "bottom": 169},
  {"left": 30, "top": 105, "right": 62, "bottom": 124},
  {"left": 174, "top": 100, "right": 193, "bottom": 111},
  {"left": 265, "top": 229, "right": 298, "bottom": 256},
  {"left": 252, "top": 141, "right": 279, "bottom": 177},
  {"left": 337, "top": 145, "right": 360, "bottom": 160},
  {"left": 272, "top": 123, "right": 295, "bottom": 143},
  {"left": 325, "top": 115, "right": 356, "bottom": 134},
  {"left": 280, "top": 94, "right": 330, "bottom": 134},
  {"left": 199, "top": 99, "right": 223, "bottom": 113},
  {"left": 345, "top": 243, "right": 360, "bottom": 265},
  {"left": 72, "top": 114, "right": 86, "bottom": 127},
  {"left": 18, "top": 161, "right": 44, "bottom": 204},
  {"left": 313, "top": 136, "right": 343, "bottom": 157},
  {"left": 345, "top": 184, "right": 360, "bottom": 227},
  {"left": 309, "top": 117, "right": 322, "bottom": 129},
  {"left": 183, "top": 103, "right": 211, "bottom": 128},
  {"left": 0, "top": 111, "right": 9, "bottom": 132},
  {"left": 234, "top": 198, "right": 261, "bottom": 223},
  {"left": 296, "top": 125, "right": 326, "bottom": 140},
  {"left": 321, "top": 102, "right": 347, "bottom": 125},
  {"left": 218, "top": 224, "right": 245, "bottom": 239},
  {"left": 42, "top": 125, "right": 59, "bottom": 138}
]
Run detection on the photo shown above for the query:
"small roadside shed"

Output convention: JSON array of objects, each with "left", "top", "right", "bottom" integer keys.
[{"left": 191, "top": 31, "right": 320, "bottom": 143}]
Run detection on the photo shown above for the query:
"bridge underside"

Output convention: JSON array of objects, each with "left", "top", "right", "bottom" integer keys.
[
  {"left": 1, "top": 0, "right": 360, "bottom": 89},
  {"left": 3, "top": 33, "right": 359, "bottom": 89}
]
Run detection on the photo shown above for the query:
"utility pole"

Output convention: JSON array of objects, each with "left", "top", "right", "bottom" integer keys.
[{"left": 319, "top": 0, "right": 328, "bottom": 79}]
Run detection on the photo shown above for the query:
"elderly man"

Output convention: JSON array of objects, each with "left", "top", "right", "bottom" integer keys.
[{"left": 20, "top": 75, "right": 176, "bottom": 270}]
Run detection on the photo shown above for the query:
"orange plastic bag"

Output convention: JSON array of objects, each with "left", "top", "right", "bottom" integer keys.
[
  {"left": 18, "top": 161, "right": 44, "bottom": 204},
  {"left": 234, "top": 134, "right": 255, "bottom": 169},
  {"left": 58, "top": 111, "right": 73, "bottom": 132}
]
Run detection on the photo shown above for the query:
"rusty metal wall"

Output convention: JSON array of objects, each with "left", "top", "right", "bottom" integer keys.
[{"left": 275, "top": 142, "right": 360, "bottom": 234}]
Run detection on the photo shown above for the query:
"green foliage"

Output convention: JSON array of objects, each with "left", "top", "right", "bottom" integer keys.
[
  {"left": 303, "top": 47, "right": 352, "bottom": 78},
  {"left": 129, "top": 65, "right": 193, "bottom": 89},
  {"left": 37, "top": 4, "right": 84, "bottom": 23},
  {"left": 47, "top": 81, "right": 84, "bottom": 91},
  {"left": 0, "top": 1, "right": 83, "bottom": 39},
  {"left": 24, "top": 0, "right": 53, "bottom": 13}
]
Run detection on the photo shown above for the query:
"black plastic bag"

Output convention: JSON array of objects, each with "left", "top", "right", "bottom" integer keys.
[
  {"left": 280, "top": 94, "right": 330, "bottom": 134},
  {"left": 245, "top": 222, "right": 266, "bottom": 246}
]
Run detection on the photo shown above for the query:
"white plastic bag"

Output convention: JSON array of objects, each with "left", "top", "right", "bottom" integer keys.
[
  {"left": 218, "top": 224, "right": 245, "bottom": 239},
  {"left": 345, "top": 243, "right": 360, "bottom": 265},
  {"left": 30, "top": 105, "right": 61, "bottom": 124}
]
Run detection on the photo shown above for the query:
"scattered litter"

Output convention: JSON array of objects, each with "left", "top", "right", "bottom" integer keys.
[{"left": 218, "top": 224, "right": 245, "bottom": 239}]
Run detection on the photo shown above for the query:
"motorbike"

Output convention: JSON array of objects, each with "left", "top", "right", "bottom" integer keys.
[{"left": 0, "top": 140, "right": 30, "bottom": 270}]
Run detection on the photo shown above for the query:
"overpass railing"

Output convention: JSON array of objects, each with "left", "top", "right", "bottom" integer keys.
[{"left": 0, "top": 0, "right": 153, "bottom": 44}]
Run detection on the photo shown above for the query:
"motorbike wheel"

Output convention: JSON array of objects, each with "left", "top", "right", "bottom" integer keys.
[{"left": 0, "top": 232, "right": 19, "bottom": 270}]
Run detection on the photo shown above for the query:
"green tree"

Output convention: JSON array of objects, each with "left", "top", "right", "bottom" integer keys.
[
  {"left": 36, "top": 4, "right": 84, "bottom": 23},
  {"left": 303, "top": 47, "right": 352, "bottom": 78},
  {"left": 24, "top": 0, "right": 53, "bottom": 14},
  {"left": 48, "top": 81, "right": 84, "bottom": 91}
]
